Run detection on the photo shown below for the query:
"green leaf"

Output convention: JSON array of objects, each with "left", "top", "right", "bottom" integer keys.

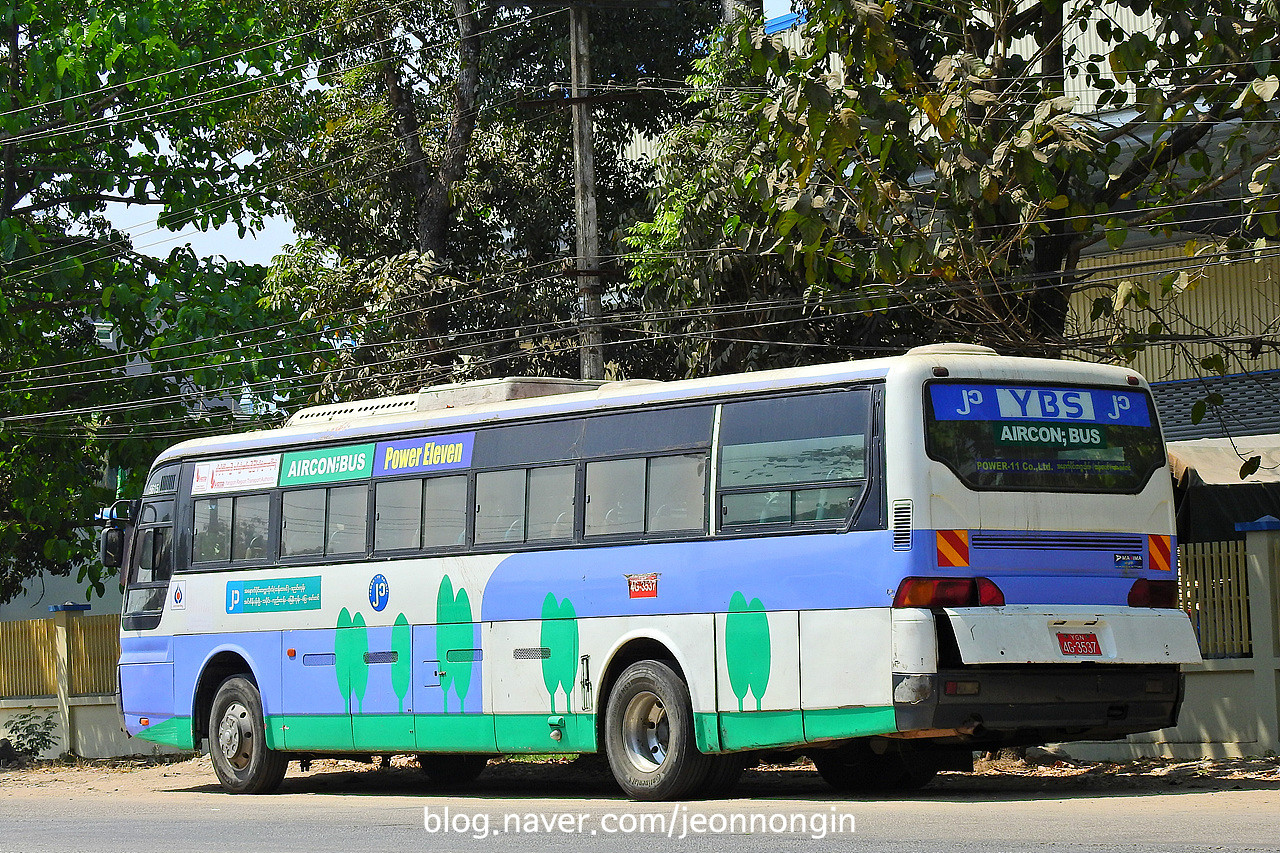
[
  {"left": 1241, "top": 456, "right": 1262, "bottom": 478},
  {"left": 1199, "top": 354, "right": 1228, "bottom": 374}
]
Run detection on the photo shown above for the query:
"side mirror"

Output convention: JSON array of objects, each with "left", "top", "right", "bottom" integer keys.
[{"left": 99, "top": 527, "right": 125, "bottom": 569}]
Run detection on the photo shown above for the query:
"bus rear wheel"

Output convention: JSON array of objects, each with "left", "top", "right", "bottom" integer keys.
[
  {"left": 604, "top": 660, "right": 711, "bottom": 801},
  {"left": 208, "top": 676, "right": 287, "bottom": 794},
  {"left": 811, "top": 739, "right": 939, "bottom": 793}
]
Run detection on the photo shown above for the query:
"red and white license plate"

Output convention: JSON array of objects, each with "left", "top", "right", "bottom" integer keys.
[{"left": 1057, "top": 632, "right": 1102, "bottom": 656}]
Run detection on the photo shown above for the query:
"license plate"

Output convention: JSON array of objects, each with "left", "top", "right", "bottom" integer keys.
[{"left": 1057, "top": 632, "right": 1101, "bottom": 656}]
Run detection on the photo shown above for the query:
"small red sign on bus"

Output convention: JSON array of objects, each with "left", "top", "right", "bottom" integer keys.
[
  {"left": 1057, "top": 632, "right": 1102, "bottom": 656},
  {"left": 626, "top": 573, "right": 659, "bottom": 599}
]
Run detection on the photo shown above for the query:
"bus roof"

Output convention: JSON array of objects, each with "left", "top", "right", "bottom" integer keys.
[{"left": 151, "top": 348, "right": 1145, "bottom": 467}]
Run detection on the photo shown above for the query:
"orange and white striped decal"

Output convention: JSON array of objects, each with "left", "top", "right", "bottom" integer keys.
[
  {"left": 936, "top": 529, "right": 970, "bottom": 568},
  {"left": 1148, "top": 534, "right": 1173, "bottom": 572}
]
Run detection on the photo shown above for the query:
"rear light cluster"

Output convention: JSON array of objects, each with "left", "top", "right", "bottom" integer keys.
[
  {"left": 1128, "top": 579, "right": 1178, "bottom": 608},
  {"left": 893, "top": 576, "right": 1005, "bottom": 608}
]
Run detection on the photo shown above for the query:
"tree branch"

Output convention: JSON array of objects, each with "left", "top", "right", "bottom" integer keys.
[
  {"left": 10, "top": 194, "right": 168, "bottom": 215},
  {"left": 418, "top": 0, "right": 481, "bottom": 258}
]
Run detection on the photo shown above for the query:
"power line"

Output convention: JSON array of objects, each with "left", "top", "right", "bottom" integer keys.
[
  {"left": 8, "top": 236, "right": 1279, "bottom": 427},
  {"left": 5, "top": 225, "right": 1280, "bottom": 399},
  {"left": 6, "top": 223, "right": 1276, "bottom": 394}
]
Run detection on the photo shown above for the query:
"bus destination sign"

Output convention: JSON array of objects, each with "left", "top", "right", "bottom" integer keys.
[
  {"left": 931, "top": 384, "right": 1151, "bottom": 427},
  {"left": 192, "top": 454, "right": 281, "bottom": 495}
]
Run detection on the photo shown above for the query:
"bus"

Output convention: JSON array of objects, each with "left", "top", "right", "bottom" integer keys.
[{"left": 103, "top": 344, "right": 1201, "bottom": 800}]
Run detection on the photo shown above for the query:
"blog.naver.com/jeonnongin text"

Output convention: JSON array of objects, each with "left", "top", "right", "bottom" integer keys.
[{"left": 423, "top": 804, "right": 856, "bottom": 841}]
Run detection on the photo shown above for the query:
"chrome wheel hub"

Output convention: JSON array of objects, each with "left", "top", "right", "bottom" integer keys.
[
  {"left": 621, "top": 690, "right": 669, "bottom": 774},
  {"left": 217, "top": 701, "right": 253, "bottom": 770}
]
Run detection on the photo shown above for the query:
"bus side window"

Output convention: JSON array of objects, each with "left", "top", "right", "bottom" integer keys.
[
  {"left": 231, "top": 494, "right": 270, "bottom": 561},
  {"left": 646, "top": 454, "right": 707, "bottom": 533},
  {"left": 282, "top": 489, "right": 325, "bottom": 557},
  {"left": 325, "top": 485, "right": 368, "bottom": 555},
  {"left": 193, "top": 498, "right": 231, "bottom": 562},
  {"left": 718, "top": 390, "right": 870, "bottom": 528},
  {"left": 423, "top": 475, "right": 468, "bottom": 548},
  {"left": 585, "top": 459, "right": 645, "bottom": 537},
  {"left": 376, "top": 479, "right": 423, "bottom": 552},
  {"left": 475, "top": 469, "right": 526, "bottom": 545},
  {"left": 526, "top": 465, "right": 575, "bottom": 542}
]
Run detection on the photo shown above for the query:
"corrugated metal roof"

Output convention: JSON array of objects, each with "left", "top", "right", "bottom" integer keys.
[{"left": 1153, "top": 371, "right": 1280, "bottom": 440}]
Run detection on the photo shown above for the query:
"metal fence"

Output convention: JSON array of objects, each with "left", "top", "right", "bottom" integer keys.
[
  {"left": 0, "top": 618, "right": 58, "bottom": 698},
  {"left": 69, "top": 614, "right": 120, "bottom": 696},
  {"left": 0, "top": 614, "right": 119, "bottom": 700},
  {"left": 1179, "top": 541, "right": 1252, "bottom": 658}
]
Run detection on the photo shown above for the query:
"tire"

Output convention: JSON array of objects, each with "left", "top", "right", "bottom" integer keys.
[
  {"left": 416, "top": 753, "right": 490, "bottom": 787},
  {"left": 812, "top": 739, "right": 940, "bottom": 793},
  {"left": 208, "top": 676, "right": 287, "bottom": 794},
  {"left": 604, "top": 660, "right": 711, "bottom": 801}
]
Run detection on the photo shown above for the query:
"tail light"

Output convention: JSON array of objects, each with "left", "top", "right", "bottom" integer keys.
[
  {"left": 1128, "top": 579, "right": 1178, "bottom": 608},
  {"left": 893, "top": 576, "right": 1005, "bottom": 608}
]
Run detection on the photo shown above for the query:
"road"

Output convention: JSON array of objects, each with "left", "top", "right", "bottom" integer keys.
[{"left": 1, "top": 756, "right": 1278, "bottom": 852}]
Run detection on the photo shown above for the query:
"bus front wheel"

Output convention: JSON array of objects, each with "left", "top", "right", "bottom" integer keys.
[
  {"left": 208, "top": 676, "right": 287, "bottom": 794},
  {"left": 604, "top": 660, "right": 711, "bottom": 801}
]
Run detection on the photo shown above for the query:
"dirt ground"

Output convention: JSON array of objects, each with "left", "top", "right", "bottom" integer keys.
[{"left": 2, "top": 751, "right": 1279, "bottom": 799}]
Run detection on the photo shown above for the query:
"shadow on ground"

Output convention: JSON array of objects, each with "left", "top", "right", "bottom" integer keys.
[{"left": 162, "top": 754, "right": 1280, "bottom": 803}]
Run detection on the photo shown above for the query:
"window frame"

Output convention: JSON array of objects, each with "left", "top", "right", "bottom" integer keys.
[
  {"left": 372, "top": 472, "right": 473, "bottom": 556},
  {"left": 278, "top": 483, "right": 372, "bottom": 564},
  {"left": 583, "top": 451, "right": 711, "bottom": 543},
  {"left": 191, "top": 490, "right": 276, "bottom": 568},
  {"left": 714, "top": 386, "right": 878, "bottom": 536}
]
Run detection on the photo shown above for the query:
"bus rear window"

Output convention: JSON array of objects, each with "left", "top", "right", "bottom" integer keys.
[{"left": 924, "top": 381, "right": 1166, "bottom": 493}]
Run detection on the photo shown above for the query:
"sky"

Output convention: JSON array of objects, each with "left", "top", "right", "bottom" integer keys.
[{"left": 109, "top": 0, "right": 795, "bottom": 268}]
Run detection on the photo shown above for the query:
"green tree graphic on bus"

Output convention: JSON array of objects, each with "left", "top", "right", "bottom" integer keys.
[
  {"left": 436, "top": 576, "right": 474, "bottom": 713},
  {"left": 350, "top": 611, "right": 369, "bottom": 713},
  {"left": 392, "top": 613, "right": 412, "bottom": 713},
  {"left": 334, "top": 607, "right": 371, "bottom": 715},
  {"left": 725, "top": 592, "right": 771, "bottom": 712},
  {"left": 540, "top": 593, "right": 579, "bottom": 715}
]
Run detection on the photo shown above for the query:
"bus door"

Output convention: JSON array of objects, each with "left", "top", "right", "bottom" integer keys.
[
  {"left": 350, "top": 619, "right": 416, "bottom": 751},
  {"left": 412, "top": 621, "right": 496, "bottom": 752},
  {"left": 119, "top": 499, "right": 177, "bottom": 735}
]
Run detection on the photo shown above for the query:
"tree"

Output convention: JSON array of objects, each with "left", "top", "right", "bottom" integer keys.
[
  {"left": 0, "top": 0, "right": 324, "bottom": 601},
  {"left": 252, "top": 0, "right": 719, "bottom": 393},
  {"left": 628, "top": 0, "right": 1280, "bottom": 378},
  {"left": 624, "top": 36, "right": 932, "bottom": 376}
]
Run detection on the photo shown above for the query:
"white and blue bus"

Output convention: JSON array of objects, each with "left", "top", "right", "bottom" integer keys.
[{"left": 104, "top": 344, "right": 1201, "bottom": 800}]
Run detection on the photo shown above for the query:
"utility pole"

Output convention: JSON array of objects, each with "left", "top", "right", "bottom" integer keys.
[
  {"left": 569, "top": 4, "right": 604, "bottom": 381},
  {"left": 721, "top": 0, "right": 761, "bottom": 22}
]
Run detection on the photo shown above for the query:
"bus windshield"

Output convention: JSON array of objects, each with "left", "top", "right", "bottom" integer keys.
[{"left": 924, "top": 380, "right": 1166, "bottom": 493}]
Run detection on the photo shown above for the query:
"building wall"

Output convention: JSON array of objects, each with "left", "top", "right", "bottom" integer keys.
[
  {"left": 0, "top": 573, "right": 121, "bottom": 624},
  {"left": 1061, "top": 530, "right": 1280, "bottom": 760},
  {"left": 1070, "top": 242, "right": 1280, "bottom": 439}
]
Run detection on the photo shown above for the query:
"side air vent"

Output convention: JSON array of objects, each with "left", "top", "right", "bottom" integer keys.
[
  {"left": 891, "top": 500, "right": 913, "bottom": 551},
  {"left": 970, "top": 532, "right": 1144, "bottom": 552},
  {"left": 287, "top": 395, "right": 420, "bottom": 426}
]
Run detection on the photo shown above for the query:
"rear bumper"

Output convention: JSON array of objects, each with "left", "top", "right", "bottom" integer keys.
[{"left": 892, "top": 665, "right": 1184, "bottom": 746}]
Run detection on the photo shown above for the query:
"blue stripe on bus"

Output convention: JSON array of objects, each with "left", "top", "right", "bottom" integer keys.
[{"left": 479, "top": 532, "right": 907, "bottom": 622}]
